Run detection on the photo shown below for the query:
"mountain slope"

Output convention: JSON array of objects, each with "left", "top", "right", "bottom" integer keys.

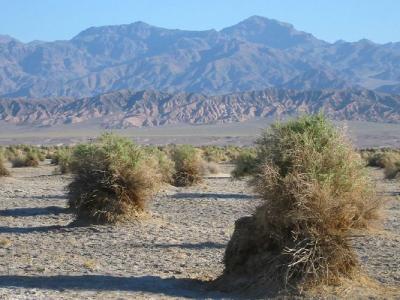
[
  {"left": 0, "top": 16, "right": 400, "bottom": 98},
  {"left": 1, "top": 88, "right": 399, "bottom": 128}
]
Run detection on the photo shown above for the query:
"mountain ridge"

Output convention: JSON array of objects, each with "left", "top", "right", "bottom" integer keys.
[
  {"left": 1, "top": 16, "right": 400, "bottom": 98},
  {"left": 1, "top": 88, "right": 399, "bottom": 129}
]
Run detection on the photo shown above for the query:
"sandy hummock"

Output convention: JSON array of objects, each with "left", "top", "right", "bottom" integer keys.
[{"left": 0, "top": 162, "right": 399, "bottom": 299}]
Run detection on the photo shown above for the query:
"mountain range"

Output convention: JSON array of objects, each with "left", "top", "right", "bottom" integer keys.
[
  {"left": 1, "top": 16, "right": 400, "bottom": 99},
  {"left": 1, "top": 88, "right": 399, "bottom": 128},
  {"left": 1, "top": 16, "right": 400, "bottom": 128}
]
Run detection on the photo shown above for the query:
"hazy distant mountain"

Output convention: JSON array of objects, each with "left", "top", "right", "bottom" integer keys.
[
  {"left": 1, "top": 88, "right": 399, "bottom": 128},
  {"left": 0, "top": 16, "right": 400, "bottom": 98},
  {"left": 377, "top": 83, "right": 400, "bottom": 94}
]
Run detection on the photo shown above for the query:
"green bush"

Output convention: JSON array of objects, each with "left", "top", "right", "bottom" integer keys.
[
  {"left": 223, "top": 114, "right": 379, "bottom": 291},
  {"left": 67, "top": 133, "right": 161, "bottom": 223}
]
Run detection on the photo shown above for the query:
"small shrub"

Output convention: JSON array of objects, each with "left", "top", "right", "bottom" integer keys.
[
  {"left": 145, "top": 146, "right": 175, "bottom": 184},
  {"left": 25, "top": 152, "right": 40, "bottom": 167},
  {"left": 171, "top": 145, "right": 205, "bottom": 186},
  {"left": 383, "top": 159, "right": 400, "bottom": 179},
  {"left": 67, "top": 133, "right": 161, "bottom": 223},
  {"left": 361, "top": 149, "right": 400, "bottom": 179},
  {"left": 231, "top": 150, "right": 258, "bottom": 179},
  {"left": 0, "top": 153, "right": 10, "bottom": 176},
  {"left": 222, "top": 114, "right": 379, "bottom": 292},
  {"left": 364, "top": 150, "right": 400, "bottom": 168},
  {"left": 204, "top": 161, "right": 221, "bottom": 175},
  {"left": 53, "top": 148, "right": 73, "bottom": 174},
  {"left": 202, "top": 146, "right": 229, "bottom": 163},
  {"left": 11, "top": 152, "right": 39, "bottom": 168}
]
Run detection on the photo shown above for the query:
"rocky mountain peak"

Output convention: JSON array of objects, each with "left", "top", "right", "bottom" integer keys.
[{"left": 221, "top": 15, "right": 325, "bottom": 48}]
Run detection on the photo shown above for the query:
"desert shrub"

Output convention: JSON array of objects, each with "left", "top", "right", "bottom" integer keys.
[
  {"left": 45, "top": 150, "right": 54, "bottom": 160},
  {"left": 361, "top": 149, "right": 400, "bottom": 179},
  {"left": 67, "top": 133, "right": 161, "bottom": 223},
  {"left": 202, "top": 146, "right": 229, "bottom": 163},
  {"left": 0, "top": 152, "right": 10, "bottom": 176},
  {"left": 364, "top": 149, "right": 400, "bottom": 168},
  {"left": 145, "top": 146, "right": 175, "bottom": 184},
  {"left": 383, "top": 158, "right": 400, "bottom": 179},
  {"left": 11, "top": 151, "right": 39, "bottom": 168},
  {"left": 222, "top": 114, "right": 379, "bottom": 291},
  {"left": 204, "top": 161, "right": 221, "bottom": 175},
  {"left": 4, "top": 146, "right": 22, "bottom": 161},
  {"left": 54, "top": 148, "right": 73, "bottom": 174},
  {"left": 231, "top": 150, "right": 258, "bottom": 178},
  {"left": 201, "top": 145, "right": 246, "bottom": 163},
  {"left": 171, "top": 145, "right": 205, "bottom": 186}
]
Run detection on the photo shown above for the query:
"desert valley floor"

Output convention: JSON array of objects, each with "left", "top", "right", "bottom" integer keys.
[{"left": 0, "top": 162, "right": 399, "bottom": 299}]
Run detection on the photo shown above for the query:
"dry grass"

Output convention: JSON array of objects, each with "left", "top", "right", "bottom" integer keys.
[
  {"left": 0, "top": 238, "right": 12, "bottom": 248},
  {"left": 67, "top": 133, "right": 162, "bottom": 224},
  {"left": 221, "top": 114, "right": 380, "bottom": 293},
  {"left": 83, "top": 259, "right": 97, "bottom": 271}
]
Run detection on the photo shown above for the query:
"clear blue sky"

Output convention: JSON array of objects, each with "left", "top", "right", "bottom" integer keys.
[{"left": 1, "top": 0, "right": 399, "bottom": 44}]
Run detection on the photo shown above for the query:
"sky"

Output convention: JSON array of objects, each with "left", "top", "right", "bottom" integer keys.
[{"left": 0, "top": 0, "right": 399, "bottom": 44}]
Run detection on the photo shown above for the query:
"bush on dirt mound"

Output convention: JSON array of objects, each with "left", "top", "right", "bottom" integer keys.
[
  {"left": 67, "top": 133, "right": 161, "bottom": 223},
  {"left": 221, "top": 114, "right": 380, "bottom": 293}
]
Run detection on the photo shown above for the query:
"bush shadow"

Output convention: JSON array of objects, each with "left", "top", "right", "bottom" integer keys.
[{"left": 0, "top": 275, "right": 233, "bottom": 299}]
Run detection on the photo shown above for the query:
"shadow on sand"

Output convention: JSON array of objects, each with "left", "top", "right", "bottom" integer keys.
[
  {"left": 172, "top": 193, "right": 254, "bottom": 200},
  {"left": 0, "top": 225, "right": 64, "bottom": 234},
  {"left": 0, "top": 206, "right": 67, "bottom": 217},
  {"left": 0, "top": 275, "right": 230, "bottom": 298},
  {"left": 130, "top": 241, "right": 226, "bottom": 250}
]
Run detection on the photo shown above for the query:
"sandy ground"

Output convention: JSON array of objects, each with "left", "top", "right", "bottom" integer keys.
[{"left": 0, "top": 162, "right": 399, "bottom": 299}]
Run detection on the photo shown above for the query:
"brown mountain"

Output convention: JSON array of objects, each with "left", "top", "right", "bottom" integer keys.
[{"left": 1, "top": 88, "right": 399, "bottom": 128}]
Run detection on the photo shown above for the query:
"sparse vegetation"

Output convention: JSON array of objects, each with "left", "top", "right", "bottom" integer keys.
[
  {"left": 67, "top": 133, "right": 161, "bottom": 223},
  {"left": 222, "top": 114, "right": 380, "bottom": 291},
  {"left": 171, "top": 145, "right": 205, "bottom": 187}
]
